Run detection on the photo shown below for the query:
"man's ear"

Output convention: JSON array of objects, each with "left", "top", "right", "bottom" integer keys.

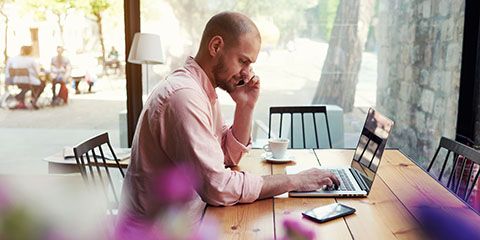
[{"left": 208, "top": 36, "right": 224, "bottom": 57}]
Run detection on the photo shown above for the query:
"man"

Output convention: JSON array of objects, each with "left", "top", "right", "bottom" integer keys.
[
  {"left": 120, "top": 11, "right": 339, "bottom": 222},
  {"left": 5, "top": 45, "right": 44, "bottom": 109},
  {"left": 106, "top": 46, "right": 121, "bottom": 75},
  {"left": 50, "top": 46, "right": 71, "bottom": 103}
]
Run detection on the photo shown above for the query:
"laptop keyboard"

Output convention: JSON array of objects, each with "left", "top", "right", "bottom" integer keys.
[{"left": 329, "top": 169, "right": 355, "bottom": 191}]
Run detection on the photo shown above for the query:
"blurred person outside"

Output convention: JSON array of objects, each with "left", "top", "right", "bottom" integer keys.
[
  {"left": 50, "top": 46, "right": 71, "bottom": 105},
  {"left": 118, "top": 11, "right": 339, "bottom": 231},
  {"left": 107, "top": 46, "right": 119, "bottom": 64},
  {"left": 71, "top": 50, "right": 98, "bottom": 94},
  {"left": 4, "top": 45, "right": 45, "bottom": 110},
  {"left": 105, "top": 46, "right": 121, "bottom": 75}
]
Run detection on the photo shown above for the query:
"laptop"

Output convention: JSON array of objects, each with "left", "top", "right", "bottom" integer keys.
[{"left": 286, "top": 108, "right": 394, "bottom": 197}]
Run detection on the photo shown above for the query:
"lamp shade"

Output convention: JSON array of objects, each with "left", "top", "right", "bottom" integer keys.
[{"left": 128, "top": 33, "right": 164, "bottom": 64}]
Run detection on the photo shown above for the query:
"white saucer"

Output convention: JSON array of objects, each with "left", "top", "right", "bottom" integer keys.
[{"left": 262, "top": 152, "right": 295, "bottom": 163}]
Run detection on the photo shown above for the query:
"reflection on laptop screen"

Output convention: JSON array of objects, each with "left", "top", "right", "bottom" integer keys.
[{"left": 351, "top": 108, "right": 394, "bottom": 190}]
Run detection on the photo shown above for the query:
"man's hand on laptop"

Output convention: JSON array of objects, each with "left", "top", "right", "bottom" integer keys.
[{"left": 293, "top": 168, "right": 340, "bottom": 192}]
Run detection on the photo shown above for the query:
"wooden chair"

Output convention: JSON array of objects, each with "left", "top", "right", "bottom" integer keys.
[
  {"left": 9, "top": 67, "right": 29, "bottom": 77},
  {"left": 1, "top": 68, "right": 29, "bottom": 108},
  {"left": 73, "top": 132, "right": 125, "bottom": 215},
  {"left": 7, "top": 67, "right": 45, "bottom": 109},
  {"left": 7, "top": 67, "right": 30, "bottom": 92},
  {"left": 426, "top": 137, "right": 480, "bottom": 202},
  {"left": 268, "top": 106, "right": 332, "bottom": 149}
]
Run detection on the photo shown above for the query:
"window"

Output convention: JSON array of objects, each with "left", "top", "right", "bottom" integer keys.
[
  {"left": 139, "top": 0, "right": 465, "bottom": 166},
  {"left": 0, "top": 0, "right": 126, "bottom": 173}
]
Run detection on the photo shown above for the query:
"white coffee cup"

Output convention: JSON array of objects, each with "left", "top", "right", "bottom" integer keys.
[{"left": 263, "top": 138, "right": 289, "bottom": 159}]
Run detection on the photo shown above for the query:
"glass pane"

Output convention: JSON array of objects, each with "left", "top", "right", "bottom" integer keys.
[
  {"left": 0, "top": 0, "right": 126, "bottom": 173},
  {"left": 375, "top": 0, "right": 464, "bottom": 165},
  {"left": 140, "top": 0, "right": 464, "bottom": 167}
]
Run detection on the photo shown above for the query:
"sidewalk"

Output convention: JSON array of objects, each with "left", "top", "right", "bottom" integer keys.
[{"left": 0, "top": 77, "right": 126, "bottom": 174}]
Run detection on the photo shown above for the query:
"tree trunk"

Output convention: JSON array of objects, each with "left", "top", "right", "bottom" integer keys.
[
  {"left": 56, "top": 14, "right": 64, "bottom": 45},
  {"left": 3, "top": 18, "right": 6, "bottom": 64},
  {"left": 30, "top": 28, "right": 39, "bottom": 57},
  {"left": 96, "top": 13, "right": 106, "bottom": 72},
  {"left": 312, "top": 0, "right": 375, "bottom": 112},
  {"left": 1, "top": 10, "right": 7, "bottom": 65}
]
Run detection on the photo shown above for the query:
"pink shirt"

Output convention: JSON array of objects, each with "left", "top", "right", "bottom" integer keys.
[{"left": 121, "top": 57, "right": 264, "bottom": 219}]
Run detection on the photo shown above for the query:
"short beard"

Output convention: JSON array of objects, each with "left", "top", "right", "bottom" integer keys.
[{"left": 212, "top": 55, "right": 235, "bottom": 93}]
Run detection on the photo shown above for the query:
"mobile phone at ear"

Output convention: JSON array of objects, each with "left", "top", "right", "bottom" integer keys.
[
  {"left": 302, "top": 203, "right": 356, "bottom": 223},
  {"left": 236, "top": 80, "right": 245, "bottom": 86}
]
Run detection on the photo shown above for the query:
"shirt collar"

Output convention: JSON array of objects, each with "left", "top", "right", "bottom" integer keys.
[{"left": 184, "top": 57, "right": 217, "bottom": 104}]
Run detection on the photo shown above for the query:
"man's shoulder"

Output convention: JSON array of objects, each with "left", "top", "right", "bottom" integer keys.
[
  {"left": 158, "top": 72, "right": 208, "bottom": 106},
  {"left": 167, "top": 68, "right": 203, "bottom": 91}
]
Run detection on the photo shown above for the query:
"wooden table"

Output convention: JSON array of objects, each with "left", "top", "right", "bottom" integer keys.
[{"left": 193, "top": 149, "right": 480, "bottom": 239}]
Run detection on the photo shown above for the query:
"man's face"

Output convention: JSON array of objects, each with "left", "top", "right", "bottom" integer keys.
[
  {"left": 212, "top": 33, "right": 260, "bottom": 93},
  {"left": 57, "top": 47, "right": 64, "bottom": 55}
]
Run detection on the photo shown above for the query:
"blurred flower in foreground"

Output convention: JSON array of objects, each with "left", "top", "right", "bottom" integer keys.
[
  {"left": 0, "top": 182, "right": 12, "bottom": 210},
  {"left": 0, "top": 176, "right": 107, "bottom": 240},
  {"left": 416, "top": 204, "right": 480, "bottom": 240},
  {"left": 113, "top": 214, "right": 168, "bottom": 240},
  {"left": 152, "top": 164, "right": 199, "bottom": 205},
  {"left": 280, "top": 218, "right": 316, "bottom": 240},
  {"left": 115, "top": 164, "right": 219, "bottom": 240},
  {"left": 114, "top": 214, "right": 219, "bottom": 240}
]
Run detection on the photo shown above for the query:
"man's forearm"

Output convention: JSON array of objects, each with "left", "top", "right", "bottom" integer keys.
[
  {"left": 232, "top": 105, "right": 254, "bottom": 145},
  {"left": 258, "top": 174, "right": 296, "bottom": 199}
]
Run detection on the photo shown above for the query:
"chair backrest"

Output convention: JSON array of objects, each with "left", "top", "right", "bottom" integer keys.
[
  {"left": 268, "top": 106, "right": 332, "bottom": 149},
  {"left": 8, "top": 68, "right": 29, "bottom": 77},
  {"left": 426, "top": 137, "right": 480, "bottom": 202},
  {"left": 73, "top": 132, "right": 125, "bottom": 214}
]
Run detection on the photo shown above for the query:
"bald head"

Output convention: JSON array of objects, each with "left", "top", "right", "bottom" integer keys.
[
  {"left": 195, "top": 12, "right": 261, "bottom": 90},
  {"left": 199, "top": 11, "right": 261, "bottom": 50}
]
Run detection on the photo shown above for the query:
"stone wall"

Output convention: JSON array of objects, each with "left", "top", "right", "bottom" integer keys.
[{"left": 376, "top": 0, "right": 465, "bottom": 165}]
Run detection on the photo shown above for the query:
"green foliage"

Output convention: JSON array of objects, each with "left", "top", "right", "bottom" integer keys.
[
  {"left": 315, "top": 0, "right": 340, "bottom": 41},
  {"left": 89, "top": 0, "right": 110, "bottom": 17},
  {"left": 24, "top": 0, "right": 76, "bottom": 21},
  {"left": 0, "top": 0, "right": 13, "bottom": 17},
  {"left": 0, "top": 0, "right": 14, "bottom": 9},
  {"left": 0, "top": 0, "right": 12, "bottom": 8},
  {"left": 1, "top": 205, "right": 48, "bottom": 240},
  {"left": 74, "top": 0, "right": 110, "bottom": 20}
]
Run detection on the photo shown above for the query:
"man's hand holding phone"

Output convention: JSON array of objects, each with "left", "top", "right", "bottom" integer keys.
[{"left": 230, "top": 68, "right": 260, "bottom": 108}]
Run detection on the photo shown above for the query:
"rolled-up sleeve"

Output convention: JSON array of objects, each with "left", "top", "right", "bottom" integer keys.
[
  {"left": 222, "top": 126, "right": 251, "bottom": 167},
  {"left": 162, "top": 88, "right": 263, "bottom": 206},
  {"left": 202, "top": 170, "right": 264, "bottom": 206}
]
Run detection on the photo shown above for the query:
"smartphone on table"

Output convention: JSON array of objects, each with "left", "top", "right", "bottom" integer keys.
[{"left": 302, "top": 203, "right": 356, "bottom": 223}]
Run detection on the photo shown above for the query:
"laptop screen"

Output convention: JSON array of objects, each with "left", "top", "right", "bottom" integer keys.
[{"left": 350, "top": 108, "right": 394, "bottom": 191}]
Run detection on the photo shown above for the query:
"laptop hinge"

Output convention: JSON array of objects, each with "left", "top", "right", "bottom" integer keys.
[{"left": 350, "top": 168, "right": 370, "bottom": 192}]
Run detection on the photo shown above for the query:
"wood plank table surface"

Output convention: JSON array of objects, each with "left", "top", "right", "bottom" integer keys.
[{"left": 197, "top": 149, "right": 480, "bottom": 239}]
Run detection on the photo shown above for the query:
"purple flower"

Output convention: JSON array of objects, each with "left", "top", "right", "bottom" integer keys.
[
  {"left": 113, "top": 213, "right": 168, "bottom": 240},
  {"left": 151, "top": 164, "right": 199, "bottom": 205},
  {"left": 281, "top": 218, "right": 316, "bottom": 240},
  {"left": 42, "top": 227, "right": 68, "bottom": 240},
  {"left": 416, "top": 204, "right": 480, "bottom": 240},
  {"left": 0, "top": 182, "right": 12, "bottom": 211}
]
